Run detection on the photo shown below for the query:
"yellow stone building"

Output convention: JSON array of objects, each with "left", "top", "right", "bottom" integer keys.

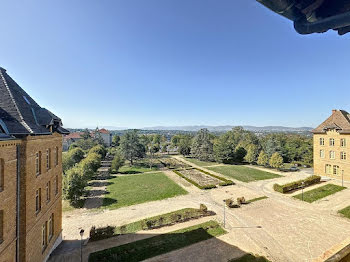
[
  {"left": 313, "top": 109, "right": 350, "bottom": 181},
  {"left": 0, "top": 67, "right": 69, "bottom": 262}
]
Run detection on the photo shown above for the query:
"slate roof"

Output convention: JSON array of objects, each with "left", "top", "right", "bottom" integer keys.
[
  {"left": 312, "top": 110, "right": 350, "bottom": 134},
  {"left": 0, "top": 67, "right": 69, "bottom": 138}
]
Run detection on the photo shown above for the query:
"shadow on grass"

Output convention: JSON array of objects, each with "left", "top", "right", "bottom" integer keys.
[
  {"left": 88, "top": 181, "right": 113, "bottom": 187},
  {"left": 118, "top": 170, "right": 142, "bottom": 175},
  {"left": 102, "top": 197, "right": 118, "bottom": 207}
]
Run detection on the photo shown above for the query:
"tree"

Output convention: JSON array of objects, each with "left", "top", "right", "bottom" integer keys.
[
  {"left": 81, "top": 128, "right": 91, "bottom": 140},
  {"left": 110, "top": 152, "right": 125, "bottom": 173},
  {"left": 235, "top": 147, "right": 247, "bottom": 163},
  {"left": 269, "top": 152, "right": 284, "bottom": 169},
  {"left": 257, "top": 150, "right": 269, "bottom": 166},
  {"left": 178, "top": 135, "right": 192, "bottom": 156},
  {"left": 89, "top": 144, "right": 107, "bottom": 159},
  {"left": 112, "top": 135, "right": 121, "bottom": 147},
  {"left": 120, "top": 130, "right": 146, "bottom": 165},
  {"left": 213, "top": 135, "right": 235, "bottom": 163},
  {"left": 72, "top": 138, "right": 97, "bottom": 151},
  {"left": 63, "top": 167, "right": 86, "bottom": 204},
  {"left": 191, "top": 129, "right": 214, "bottom": 161},
  {"left": 161, "top": 142, "right": 170, "bottom": 153},
  {"left": 93, "top": 127, "right": 105, "bottom": 146},
  {"left": 245, "top": 144, "right": 259, "bottom": 164}
]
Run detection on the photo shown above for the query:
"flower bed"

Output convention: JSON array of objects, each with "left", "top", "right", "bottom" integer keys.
[{"left": 173, "top": 168, "right": 223, "bottom": 189}]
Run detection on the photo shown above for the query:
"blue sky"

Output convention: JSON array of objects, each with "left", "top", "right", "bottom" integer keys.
[{"left": 1, "top": 0, "right": 350, "bottom": 129}]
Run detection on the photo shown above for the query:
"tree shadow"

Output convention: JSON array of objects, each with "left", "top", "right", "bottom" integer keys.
[
  {"left": 102, "top": 197, "right": 118, "bottom": 207},
  {"left": 118, "top": 170, "right": 142, "bottom": 175},
  {"left": 88, "top": 181, "right": 113, "bottom": 187}
]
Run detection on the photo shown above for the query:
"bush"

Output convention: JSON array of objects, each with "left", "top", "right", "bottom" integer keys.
[
  {"left": 89, "top": 145, "right": 107, "bottom": 159},
  {"left": 63, "top": 167, "right": 86, "bottom": 204},
  {"left": 200, "top": 204, "right": 208, "bottom": 213},
  {"left": 110, "top": 153, "right": 125, "bottom": 173},
  {"left": 62, "top": 147, "right": 85, "bottom": 173},
  {"left": 90, "top": 226, "right": 115, "bottom": 241},
  {"left": 237, "top": 197, "right": 246, "bottom": 205},
  {"left": 273, "top": 175, "right": 321, "bottom": 193}
]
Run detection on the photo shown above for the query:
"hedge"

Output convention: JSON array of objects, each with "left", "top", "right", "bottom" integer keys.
[
  {"left": 194, "top": 168, "right": 235, "bottom": 186},
  {"left": 173, "top": 170, "right": 216, "bottom": 190},
  {"left": 273, "top": 175, "right": 321, "bottom": 193}
]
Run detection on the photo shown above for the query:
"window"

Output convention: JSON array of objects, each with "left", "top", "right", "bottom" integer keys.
[
  {"left": 329, "top": 138, "right": 335, "bottom": 146},
  {"left": 333, "top": 165, "right": 340, "bottom": 175},
  {"left": 0, "top": 159, "right": 4, "bottom": 191},
  {"left": 55, "top": 175, "right": 59, "bottom": 195},
  {"left": 320, "top": 138, "right": 325, "bottom": 146},
  {"left": 329, "top": 151, "right": 336, "bottom": 159},
  {"left": 42, "top": 222, "right": 47, "bottom": 250},
  {"left": 341, "top": 138, "right": 346, "bottom": 147},
  {"left": 325, "top": 164, "right": 332, "bottom": 175},
  {"left": 320, "top": 150, "right": 325, "bottom": 158},
  {"left": 341, "top": 152, "right": 347, "bottom": 160},
  {"left": 48, "top": 214, "right": 54, "bottom": 241},
  {"left": 36, "top": 188, "right": 42, "bottom": 213},
  {"left": 36, "top": 152, "right": 42, "bottom": 176},
  {"left": 46, "top": 149, "right": 51, "bottom": 171},
  {"left": 46, "top": 181, "right": 51, "bottom": 202},
  {"left": 0, "top": 210, "right": 3, "bottom": 244},
  {"left": 55, "top": 147, "right": 59, "bottom": 166}
]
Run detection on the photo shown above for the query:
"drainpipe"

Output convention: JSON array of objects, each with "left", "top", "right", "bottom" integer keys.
[{"left": 16, "top": 145, "right": 20, "bottom": 262}]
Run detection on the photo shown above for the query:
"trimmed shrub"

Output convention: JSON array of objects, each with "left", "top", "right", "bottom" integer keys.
[
  {"left": 237, "top": 197, "right": 246, "bottom": 205},
  {"left": 273, "top": 175, "right": 321, "bottom": 193},
  {"left": 89, "top": 145, "right": 107, "bottom": 159},
  {"left": 90, "top": 226, "right": 115, "bottom": 241},
  {"left": 110, "top": 153, "right": 125, "bottom": 173},
  {"left": 200, "top": 204, "right": 208, "bottom": 213}
]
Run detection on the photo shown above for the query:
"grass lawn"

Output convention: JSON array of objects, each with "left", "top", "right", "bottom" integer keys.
[
  {"left": 294, "top": 184, "right": 346, "bottom": 203},
  {"left": 339, "top": 206, "right": 350, "bottom": 219},
  {"left": 207, "top": 165, "right": 280, "bottom": 182},
  {"left": 88, "top": 220, "right": 226, "bottom": 262},
  {"left": 184, "top": 157, "right": 218, "bottom": 167},
  {"left": 118, "top": 164, "right": 159, "bottom": 174},
  {"left": 102, "top": 172, "right": 187, "bottom": 209},
  {"left": 229, "top": 254, "right": 270, "bottom": 262}
]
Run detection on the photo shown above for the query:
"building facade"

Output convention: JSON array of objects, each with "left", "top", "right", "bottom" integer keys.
[
  {"left": 0, "top": 67, "right": 68, "bottom": 262},
  {"left": 313, "top": 109, "right": 350, "bottom": 181}
]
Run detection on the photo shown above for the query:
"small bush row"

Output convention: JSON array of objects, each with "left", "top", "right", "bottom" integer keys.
[
  {"left": 89, "top": 205, "right": 215, "bottom": 242},
  {"left": 273, "top": 175, "right": 321, "bottom": 193}
]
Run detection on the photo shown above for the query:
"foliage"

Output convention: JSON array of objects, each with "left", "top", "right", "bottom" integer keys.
[
  {"left": 245, "top": 144, "right": 259, "bottom": 164},
  {"left": 257, "top": 150, "right": 269, "bottom": 166},
  {"left": 63, "top": 167, "right": 86, "bottom": 204},
  {"left": 246, "top": 196, "right": 268, "bottom": 203},
  {"left": 62, "top": 147, "right": 85, "bottom": 173},
  {"left": 178, "top": 135, "right": 192, "bottom": 156},
  {"left": 110, "top": 152, "right": 125, "bottom": 173},
  {"left": 81, "top": 128, "right": 92, "bottom": 140},
  {"left": 120, "top": 130, "right": 146, "bottom": 165},
  {"left": 235, "top": 147, "right": 247, "bottom": 162},
  {"left": 88, "top": 220, "right": 226, "bottom": 262},
  {"left": 89, "top": 144, "right": 107, "bottom": 159},
  {"left": 273, "top": 175, "right": 321, "bottom": 193},
  {"left": 72, "top": 138, "right": 97, "bottom": 151},
  {"left": 191, "top": 128, "right": 214, "bottom": 161},
  {"left": 112, "top": 134, "right": 121, "bottom": 147},
  {"left": 339, "top": 206, "right": 350, "bottom": 220},
  {"left": 269, "top": 152, "right": 284, "bottom": 169}
]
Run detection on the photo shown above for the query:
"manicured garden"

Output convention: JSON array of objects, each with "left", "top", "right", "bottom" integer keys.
[
  {"left": 293, "top": 184, "right": 346, "bottom": 203},
  {"left": 89, "top": 205, "right": 215, "bottom": 241},
  {"left": 159, "top": 157, "right": 192, "bottom": 169},
  {"left": 102, "top": 172, "right": 188, "bottom": 209},
  {"left": 207, "top": 165, "right": 281, "bottom": 182},
  {"left": 338, "top": 205, "right": 350, "bottom": 219},
  {"left": 88, "top": 220, "right": 226, "bottom": 262}
]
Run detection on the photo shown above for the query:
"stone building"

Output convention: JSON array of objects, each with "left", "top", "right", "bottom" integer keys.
[
  {"left": 313, "top": 109, "right": 350, "bottom": 181},
  {"left": 0, "top": 67, "right": 68, "bottom": 262}
]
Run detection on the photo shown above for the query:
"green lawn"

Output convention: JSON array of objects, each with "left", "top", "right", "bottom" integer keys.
[
  {"left": 229, "top": 254, "right": 270, "bottom": 262},
  {"left": 247, "top": 196, "right": 268, "bottom": 203},
  {"left": 102, "top": 172, "right": 187, "bottom": 209},
  {"left": 183, "top": 157, "right": 218, "bottom": 167},
  {"left": 88, "top": 220, "right": 226, "bottom": 262},
  {"left": 294, "top": 184, "right": 346, "bottom": 203},
  {"left": 339, "top": 206, "right": 350, "bottom": 219},
  {"left": 207, "top": 165, "right": 280, "bottom": 182},
  {"left": 118, "top": 164, "right": 159, "bottom": 174}
]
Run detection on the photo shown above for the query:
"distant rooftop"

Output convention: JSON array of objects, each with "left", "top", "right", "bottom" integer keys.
[{"left": 0, "top": 67, "right": 69, "bottom": 138}]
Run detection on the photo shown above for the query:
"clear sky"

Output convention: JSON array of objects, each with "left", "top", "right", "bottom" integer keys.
[{"left": 1, "top": 0, "right": 350, "bottom": 129}]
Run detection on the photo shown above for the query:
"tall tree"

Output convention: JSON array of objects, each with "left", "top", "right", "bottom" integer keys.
[
  {"left": 191, "top": 129, "right": 214, "bottom": 161},
  {"left": 178, "top": 135, "right": 192, "bottom": 156},
  {"left": 257, "top": 150, "right": 269, "bottom": 166},
  {"left": 244, "top": 144, "right": 259, "bottom": 164},
  {"left": 269, "top": 152, "right": 284, "bottom": 169},
  {"left": 213, "top": 135, "right": 235, "bottom": 163},
  {"left": 112, "top": 134, "right": 121, "bottom": 147},
  {"left": 81, "top": 128, "right": 91, "bottom": 140},
  {"left": 120, "top": 130, "right": 146, "bottom": 165}
]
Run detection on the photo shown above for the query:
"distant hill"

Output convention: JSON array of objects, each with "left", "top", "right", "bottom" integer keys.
[{"left": 141, "top": 125, "right": 313, "bottom": 133}]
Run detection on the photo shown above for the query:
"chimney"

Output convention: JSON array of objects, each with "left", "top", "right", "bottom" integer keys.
[{"left": 332, "top": 109, "right": 337, "bottom": 114}]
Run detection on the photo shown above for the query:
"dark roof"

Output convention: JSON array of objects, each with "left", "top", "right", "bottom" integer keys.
[
  {"left": 0, "top": 67, "right": 69, "bottom": 137},
  {"left": 312, "top": 110, "right": 350, "bottom": 134}
]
